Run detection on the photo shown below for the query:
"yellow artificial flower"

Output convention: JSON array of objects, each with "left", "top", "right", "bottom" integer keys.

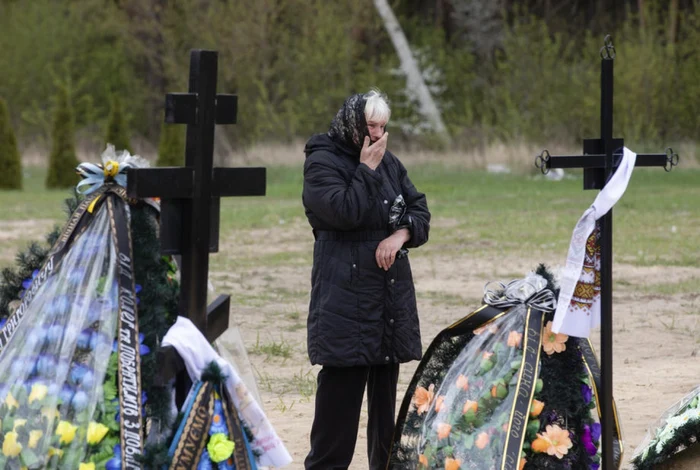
[
  {"left": 12, "top": 418, "right": 27, "bottom": 431},
  {"left": 2, "top": 431, "right": 22, "bottom": 458},
  {"left": 79, "top": 463, "right": 96, "bottom": 470},
  {"left": 28, "top": 383, "right": 49, "bottom": 404},
  {"left": 55, "top": 420, "right": 78, "bottom": 445},
  {"left": 28, "top": 430, "right": 43, "bottom": 448},
  {"left": 48, "top": 447, "right": 64, "bottom": 458},
  {"left": 207, "top": 433, "right": 236, "bottom": 463},
  {"left": 4, "top": 392, "right": 19, "bottom": 409},
  {"left": 87, "top": 422, "right": 110, "bottom": 445},
  {"left": 41, "top": 406, "right": 60, "bottom": 421}
]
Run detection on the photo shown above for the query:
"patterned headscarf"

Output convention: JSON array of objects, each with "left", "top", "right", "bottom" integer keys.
[{"left": 327, "top": 93, "right": 368, "bottom": 153}]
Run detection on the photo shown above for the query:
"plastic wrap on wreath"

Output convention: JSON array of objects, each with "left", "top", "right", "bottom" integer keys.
[
  {"left": 390, "top": 270, "right": 623, "bottom": 470},
  {"left": 0, "top": 209, "right": 119, "bottom": 468},
  {"left": 632, "top": 385, "right": 700, "bottom": 468},
  {"left": 399, "top": 304, "right": 529, "bottom": 468}
]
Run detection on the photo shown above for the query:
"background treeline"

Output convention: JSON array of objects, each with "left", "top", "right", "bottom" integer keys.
[{"left": 0, "top": 0, "right": 697, "bottom": 154}]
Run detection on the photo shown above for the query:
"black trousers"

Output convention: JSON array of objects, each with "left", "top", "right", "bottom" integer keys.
[{"left": 304, "top": 363, "right": 400, "bottom": 470}]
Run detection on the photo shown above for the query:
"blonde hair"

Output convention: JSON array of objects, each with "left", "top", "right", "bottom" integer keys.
[{"left": 363, "top": 89, "right": 391, "bottom": 123}]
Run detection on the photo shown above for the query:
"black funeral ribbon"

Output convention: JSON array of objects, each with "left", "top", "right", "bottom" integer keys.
[
  {"left": 0, "top": 186, "right": 108, "bottom": 355},
  {"left": 580, "top": 339, "right": 624, "bottom": 468},
  {"left": 220, "top": 385, "right": 254, "bottom": 470},
  {"left": 501, "top": 308, "right": 545, "bottom": 470},
  {"left": 107, "top": 192, "right": 145, "bottom": 469},
  {"left": 169, "top": 381, "right": 215, "bottom": 469}
]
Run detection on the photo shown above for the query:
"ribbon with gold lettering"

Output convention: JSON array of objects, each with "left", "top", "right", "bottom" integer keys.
[
  {"left": 169, "top": 381, "right": 215, "bottom": 469},
  {"left": 580, "top": 339, "right": 624, "bottom": 468},
  {"left": 501, "top": 308, "right": 545, "bottom": 470},
  {"left": 219, "top": 385, "right": 255, "bottom": 470},
  {"left": 107, "top": 192, "right": 144, "bottom": 469}
]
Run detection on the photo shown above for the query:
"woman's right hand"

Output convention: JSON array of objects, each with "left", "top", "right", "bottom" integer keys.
[{"left": 360, "top": 132, "right": 388, "bottom": 170}]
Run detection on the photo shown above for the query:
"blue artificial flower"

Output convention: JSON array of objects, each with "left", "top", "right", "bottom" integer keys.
[
  {"left": 46, "top": 295, "right": 71, "bottom": 319},
  {"left": 77, "top": 329, "right": 93, "bottom": 350},
  {"left": 114, "top": 400, "right": 120, "bottom": 423},
  {"left": 138, "top": 333, "right": 150, "bottom": 355},
  {"left": 46, "top": 324, "right": 65, "bottom": 345},
  {"left": 581, "top": 383, "right": 593, "bottom": 404},
  {"left": 37, "top": 354, "right": 58, "bottom": 377},
  {"left": 21, "top": 269, "right": 40, "bottom": 290},
  {"left": 197, "top": 450, "right": 214, "bottom": 470},
  {"left": 72, "top": 390, "right": 89, "bottom": 411},
  {"left": 106, "top": 444, "right": 122, "bottom": 470},
  {"left": 68, "top": 267, "right": 88, "bottom": 287},
  {"left": 135, "top": 284, "right": 142, "bottom": 305},
  {"left": 209, "top": 400, "right": 229, "bottom": 435},
  {"left": 591, "top": 422, "right": 601, "bottom": 442},
  {"left": 59, "top": 385, "right": 75, "bottom": 405},
  {"left": 0, "top": 318, "right": 5, "bottom": 329}
]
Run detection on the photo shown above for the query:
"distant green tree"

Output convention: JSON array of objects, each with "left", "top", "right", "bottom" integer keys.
[
  {"left": 156, "top": 122, "right": 185, "bottom": 167},
  {"left": 46, "top": 85, "right": 79, "bottom": 189},
  {"left": 105, "top": 94, "right": 131, "bottom": 153},
  {"left": 0, "top": 97, "right": 22, "bottom": 190}
]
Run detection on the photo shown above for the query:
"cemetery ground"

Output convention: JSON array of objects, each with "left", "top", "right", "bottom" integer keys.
[{"left": 1, "top": 153, "right": 698, "bottom": 469}]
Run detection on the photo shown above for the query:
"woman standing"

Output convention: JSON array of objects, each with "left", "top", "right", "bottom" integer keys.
[{"left": 302, "top": 90, "right": 431, "bottom": 469}]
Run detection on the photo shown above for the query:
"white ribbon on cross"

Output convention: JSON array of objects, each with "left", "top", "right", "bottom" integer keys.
[{"left": 552, "top": 147, "right": 637, "bottom": 338}]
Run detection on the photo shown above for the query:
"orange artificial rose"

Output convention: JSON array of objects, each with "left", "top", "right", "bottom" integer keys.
[
  {"left": 475, "top": 432, "right": 490, "bottom": 449},
  {"left": 437, "top": 423, "right": 452, "bottom": 440}
]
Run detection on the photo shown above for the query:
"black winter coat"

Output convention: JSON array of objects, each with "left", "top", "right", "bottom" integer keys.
[{"left": 302, "top": 133, "right": 431, "bottom": 367}]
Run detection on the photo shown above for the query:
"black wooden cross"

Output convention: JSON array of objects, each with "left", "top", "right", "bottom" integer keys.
[
  {"left": 126, "top": 49, "right": 266, "bottom": 384},
  {"left": 536, "top": 35, "right": 678, "bottom": 470}
]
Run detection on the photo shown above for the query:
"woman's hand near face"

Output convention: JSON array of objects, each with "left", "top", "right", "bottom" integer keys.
[
  {"left": 360, "top": 132, "right": 388, "bottom": 170},
  {"left": 375, "top": 228, "right": 410, "bottom": 271}
]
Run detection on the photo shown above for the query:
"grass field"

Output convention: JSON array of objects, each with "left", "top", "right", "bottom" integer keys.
[{"left": 1, "top": 161, "right": 699, "bottom": 469}]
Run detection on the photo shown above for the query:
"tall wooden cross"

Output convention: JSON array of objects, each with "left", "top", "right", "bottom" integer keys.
[
  {"left": 536, "top": 35, "right": 678, "bottom": 469},
  {"left": 126, "top": 49, "right": 266, "bottom": 385}
]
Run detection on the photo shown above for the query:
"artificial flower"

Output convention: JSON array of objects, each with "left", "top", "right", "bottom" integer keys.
[
  {"left": 207, "top": 433, "right": 235, "bottom": 463},
  {"left": 581, "top": 383, "right": 593, "bottom": 404},
  {"left": 87, "top": 421, "right": 110, "bottom": 445},
  {"left": 542, "top": 321, "right": 568, "bottom": 355},
  {"left": 197, "top": 450, "right": 213, "bottom": 469},
  {"left": 48, "top": 447, "right": 64, "bottom": 458},
  {"left": 455, "top": 374, "right": 469, "bottom": 391},
  {"left": 537, "top": 424, "right": 573, "bottom": 458},
  {"left": 445, "top": 457, "right": 461, "bottom": 470},
  {"left": 475, "top": 432, "right": 490, "bottom": 449},
  {"left": 56, "top": 420, "right": 78, "bottom": 445},
  {"left": 4, "top": 391, "right": 19, "bottom": 409},
  {"left": 581, "top": 424, "right": 597, "bottom": 455},
  {"left": 507, "top": 331, "right": 523, "bottom": 348},
  {"left": 474, "top": 323, "right": 498, "bottom": 335},
  {"left": 41, "top": 405, "right": 59, "bottom": 421},
  {"left": 28, "top": 383, "right": 48, "bottom": 404},
  {"left": 105, "top": 444, "right": 121, "bottom": 470},
  {"left": 12, "top": 418, "right": 27, "bottom": 431},
  {"left": 2, "top": 431, "right": 22, "bottom": 457},
  {"left": 482, "top": 351, "right": 494, "bottom": 360},
  {"left": 414, "top": 384, "right": 435, "bottom": 415},
  {"left": 210, "top": 400, "right": 229, "bottom": 435},
  {"left": 28, "top": 430, "right": 43, "bottom": 448},
  {"left": 80, "top": 463, "right": 96, "bottom": 470},
  {"left": 491, "top": 382, "right": 508, "bottom": 399},
  {"left": 437, "top": 423, "right": 452, "bottom": 440},
  {"left": 435, "top": 395, "right": 446, "bottom": 413},
  {"left": 418, "top": 454, "right": 429, "bottom": 467},
  {"left": 462, "top": 400, "right": 478, "bottom": 414},
  {"left": 531, "top": 437, "right": 550, "bottom": 453},
  {"left": 519, "top": 457, "right": 527, "bottom": 470},
  {"left": 530, "top": 399, "right": 545, "bottom": 417}
]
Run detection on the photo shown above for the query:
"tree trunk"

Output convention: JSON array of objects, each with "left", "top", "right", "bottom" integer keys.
[
  {"left": 667, "top": 0, "right": 679, "bottom": 45},
  {"left": 372, "top": 0, "right": 450, "bottom": 141}
]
